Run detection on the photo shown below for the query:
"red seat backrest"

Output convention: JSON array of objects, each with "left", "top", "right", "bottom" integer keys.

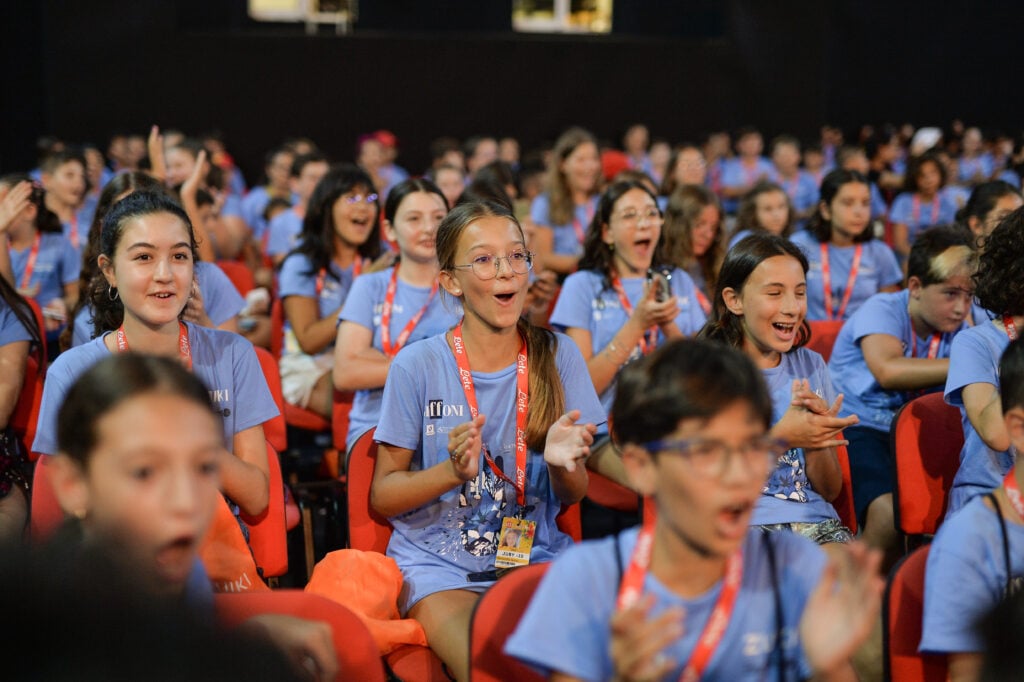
[
  {"left": 11, "top": 354, "right": 44, "bottom": 461},
  {"left": 890, "top": 392, "right": 964, "bottom": 538},
  {"left": 216, "top": 260, "right": 256, "bottom": 297},
  {"left": 241, "top": 440, "right": 289, "bottom": 578},
  {"left": 345, "top": 427, "right": 393, "bottom": 553},
  {"left": 833, "top": 441, "right": 858, "bottom": 534},
  {"left": 883, "top": 545, "right": 948, "bottom": 682},
  {"left": 29, "top": 454, "right": 64, "bottom": 543},
  {"left": 253, "top": 346, "right": 288, "bottom": 454},
  {"left": 270, "top": 298, "right": 285, "bottom": 360},
  {"left": 469, "top": 562, "right": 550, "bottom": 682},
  {"left": 215, "top": 589, "right": 387, "bottom": 682},
  {"left": 807, "top": 319, "right": 844, "bottom": 363}
]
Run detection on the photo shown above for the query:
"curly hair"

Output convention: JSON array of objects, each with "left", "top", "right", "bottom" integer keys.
[{"left": 974, "top": 207, "right": 1024, "bottom": 316}]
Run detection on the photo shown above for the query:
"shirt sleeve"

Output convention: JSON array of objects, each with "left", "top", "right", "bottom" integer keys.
[
  {"left": 60, "top": 238, "right": 81, "bottom": 286},
  {"left": 889, "top": 194, "right": 911, "bottom": 225},
  {"left": 373, "top": 353, "right": 426, "bottom": 451},
  {"left": 920, "top": 538, "right": 997, "bottom": 653},
  {"left": 230, "top": 338, "right": 280, "bottom": 433},
  {"left": 199, "top": 263, "right": 245, "bottom": 326},
  {"left": 945, "top": 329, "right": 997, "bottom": 408},
  {"left": 337, "top": 273, "right": 378, "bottom": 329},
  {"left": 277, "top": 253, "right": 317, "bottom": 300},
  {"left": 875, "top": 243, "right": 904, "bottom": 288},
  {"left": 548, "top": 273, "right": 595, "bottom": 335}
]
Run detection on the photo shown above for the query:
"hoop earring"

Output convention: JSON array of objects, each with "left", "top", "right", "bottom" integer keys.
[{"left": 107, "top": 285, "right": 119, "bottom": 301}]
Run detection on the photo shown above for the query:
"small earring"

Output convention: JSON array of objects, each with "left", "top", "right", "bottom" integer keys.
[
  {"left": 606, "top": 242, "right": 615, "bottom": 252},
  {"left": 73, "top": 508, "right": 86, "bottom": 520},
  {"left": 107, "top": 285, "right": 119, "bottom": 301}
]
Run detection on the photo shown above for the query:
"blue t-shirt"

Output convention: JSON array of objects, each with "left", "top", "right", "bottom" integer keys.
[
  {"left": 755, "top": 347, "right": 841, "bottom": 525},
  {"left": 549, "top": 269, "right": 706, "bottom": 419},
  {"left": 720, "top": 157, "right": 775, "bottom": 214},
  {"left": 957, "top": 153, "right": 995, "bottom": 185},
  {"left": 33, "top": 323, "right": 278, "bottom": 456},
  {"left": 0, "top": 300, "right": 33, "bottom": 347},
  {"left": 241, "top": 187, "right": 297, "bottom": 242},
  {"left": 920, "top": 494, "right": 1024, "bottom": 654},
  {"left": 888, "top": 193, "right": 959, "bottom": 244},
  {"left": 338, "top": 268, "right": 463, "bottom": 450},
  {"left": 790, "top": 230, "right": 903, "bottom": 322},
  {"left": 374, "top": 332, "right": 605, "bottom": 612},
  {"left": 70, "top": 261, "right": 244, "bottom": 347},
  {"left": 277, "top": 251, "right": 357, "bottom": 359},
  {"left": 9, "top": 232, "right": 80, "bottom": 307},
  {"left": 506, "top": 526, "right": 825, "bottom": 681},
  {"left": 829, "top": 290, "right": 965, "bottom": 432},
  {"left": 945, "top": 321, "right": 1013, "bottom": 515},
  {"left": 529, "top": 193, "right": 598, "bottom": 257},
  {"left": 769, "top": 169, "right": 819, "bottom": 216},
  {"left": 266, "top": 208, "right": 303, "bottom": 259}
]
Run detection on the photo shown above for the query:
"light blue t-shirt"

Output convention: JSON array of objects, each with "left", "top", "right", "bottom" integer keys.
[
  {"left": 921, "top": 494, "right": 1024, "bottom": 654},
  {"left": 9, "top": 232, "right": 80, "bottom": 308},
  {"left": 829, "top": 290, "right": 965, "bottom": 432},
  {"left": 277, "top": 251, "right": 357, "bottom": 358},
  {"left": 266, "top": 208, "right": 304, "bottom": 259},
  {"left": 0, "top": 300, "right": 33, "bottom": 346},
  {"left": 338, "top": 267, "right": 462, "bottom": 450},
  {"left": 888, "top": 192, "right": 959, "bottom": 244},
  {"left": 529, "top": 193, "right": 598, "bottom": 257},
  {"left": 945, "top": 321, "right": 1013, "bottom": 515},
  {"left": 549, "top": 268, "right": 706, "bottom": 420},
  {"left": 70, "top": 261, "right": 244, "bottom": 347},
  {"left": 241, "top": 187, "right": 297, "bottom": 242},
  {"left": 33, "top": 323, "right": 278, "bottom": 456},
  {"left": 769, "top": 169, "right": 819, "bottom": 216},
  {"left": 790, "top": 230, "right": 903, "bottom": 322},
  {"left": 720, "top": 157, "right": 775, "bottom": 214},
  {"left": 506, "top": 526, "right": 825, "bottom": 681},
  {"left": 374, "top": 332, "right": 604, "bottom": 612},
  {"left": 754, "top": 347, "right": 841, "bottom": 525},
  {"left": 957, "top": 153, "right": 995, "bottom": 185}
]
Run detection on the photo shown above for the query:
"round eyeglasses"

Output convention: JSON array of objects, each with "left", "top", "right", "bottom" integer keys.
[
  {"left": 452, "top": 250, "right": 534, "bottom": 280},
  {"left": 641, "top": 435, "right": 788, "bottom": 478}
]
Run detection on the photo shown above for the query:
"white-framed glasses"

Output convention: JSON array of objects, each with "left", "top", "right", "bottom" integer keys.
[{"left": 452, "top": 250, "right": 534, "bottom": 280}]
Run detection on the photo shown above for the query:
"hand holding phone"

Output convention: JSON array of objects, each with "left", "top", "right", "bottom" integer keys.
[{"left": 647, "top": 269, "right": 672, "bottom": 303}]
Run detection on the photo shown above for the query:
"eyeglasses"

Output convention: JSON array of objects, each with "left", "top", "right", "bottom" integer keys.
[
  {"left": 641, "top": 435, "right": 788, "bottom": 478},
  {"left": 343, "top": 193, "right": 378, "bottom": 205},
  {"left": 615, "top": 208, "right": 663, "bottom": 226},
  {"left": 452, "top": 250, "right": 534, "bottom": 280}
]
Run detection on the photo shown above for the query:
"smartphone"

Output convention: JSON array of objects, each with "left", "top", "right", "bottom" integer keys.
[{"left": 647, "top": 269, "right": 672, "bottom": 303}]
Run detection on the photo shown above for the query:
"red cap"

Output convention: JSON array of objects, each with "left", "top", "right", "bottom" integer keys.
[
  {"left": 601, "top": 149, "right": 630, "bottom": 182},
  {"left": 373, "top": 130, "right": 398, "bottom": 149}
]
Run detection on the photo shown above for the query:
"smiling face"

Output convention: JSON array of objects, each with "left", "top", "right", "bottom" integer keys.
[
  {"left": 63, "top": 392, "right": 223, "bottom": 595},
  {"left": 754, "top": 190, "right": 790, "bottom": 235},
  {"left": 561, "top": 141, "right": 601, "bottom": 195},
  {"left": 690, "top": 204, "right": 721, "bottom": 258},
  {"left": 385, "top": 190, "right": 448, "bottom": 265},
  {"left": 602, "top": 188, "right": 662, "bottom": 276},
  {"left": 44, "top": 159, "right": 87, "bottom": 207},
  {"left": 441, "top": 215, "right": 529, "bottom": 333},
  {"left": 724, "top": 255, "right": 807, "bottom": 367},
  {"left": 331, "top": 184, "right": 378, "bottom": 251},
  {"left": 99, "top": 212, "right": 195, "bottom": 331},
  {"left": 625, "top": 399, "right": 771, "bottom": 558},
  {"left": 165, "top": 147, "right": 197, "bottom": 187}
]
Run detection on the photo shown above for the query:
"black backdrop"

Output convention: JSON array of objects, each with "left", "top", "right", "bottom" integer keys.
[{"left": 3, "top": 0, "right": 1023, "bottom": 182}]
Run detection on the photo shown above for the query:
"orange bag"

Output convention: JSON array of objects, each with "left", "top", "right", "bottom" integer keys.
[
  {"left": 304, "top": 549, "right": 427, "bottom": 654},
  {"left": 199, "top": 496, "right": 269, "bottom": 593}
]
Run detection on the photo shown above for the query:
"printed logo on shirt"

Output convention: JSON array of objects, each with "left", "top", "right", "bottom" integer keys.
[
  {"left": 209, "top": 388, "right": 230, "bottom": 404},
  {"left": 425, "top": 424, "right": 434, "bottom": 436},
  {"left": 425, "top": 399, "right": 464, "bottom": 419},
  {"left": 742, "top": 627, "right": 798, "bottom": 657}
]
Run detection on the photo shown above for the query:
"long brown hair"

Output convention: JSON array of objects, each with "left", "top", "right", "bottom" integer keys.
[
  {"left": 662, "top": 184, "right": 725, "bottom": 292},
  {"left": 545, "top": 127, "right": 598, "bottom": 227},
  {"left": 436, "top": 200, "right": 565, "bottom": 451}
]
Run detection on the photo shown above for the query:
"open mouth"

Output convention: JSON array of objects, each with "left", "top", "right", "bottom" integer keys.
[
  {"left": 772, "top": 321, "right": 795, "bottom": 335},
  {"left": 716, "top": 500, "right": 754, "bottom": 538},
  {"left": 494, "top": 292, "right": 516, "bottom": 303},
  {"left": 152, "top": 292, "right": 176, "bottom": 300},
  {"left": 155, "top": 536, "right": 197, "bottom": 582}
]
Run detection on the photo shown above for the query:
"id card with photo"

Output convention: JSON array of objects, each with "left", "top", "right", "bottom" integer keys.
[{"left": 495, "top": 517, "right": 536, "bottom": 569}]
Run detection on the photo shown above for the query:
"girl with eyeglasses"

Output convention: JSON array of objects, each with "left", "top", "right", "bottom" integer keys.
[
  {"left": 372, "top": 200, "right": 603, "bottom": 682},
  {"left": 506, "top": 338, "right": 882, "bottom": 681},
  {"left": 334, "top": 178, "right": 462, "bottom": 452},
  {"left": 698, "top": 233, "right": 858, "bottom": 546},
  {"left": 550, "top": 180, "right": 706, "bottom": 423},
  {"left": 278, "top": 163, "right": 382, "bottom": 419}
]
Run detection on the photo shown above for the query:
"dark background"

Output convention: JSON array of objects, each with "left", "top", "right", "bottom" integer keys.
[{"left": 3, "top": 0, "right": 1022, "bottom": 183}]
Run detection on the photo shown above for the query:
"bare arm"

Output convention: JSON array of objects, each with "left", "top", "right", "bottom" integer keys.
[
  {"left": 862, "top": 333, "right": 949, "bottom": 391},
  {"left": 282, "top": 295, "right": 342, "bottom": 356},
  {"left": 805, "top": 446, "right": 842, "bottom": 502},
  {"left": 962, "top": 382, "right": 1009, "bottom": 452},
  {"left": 180, "top": 150, "right": 218, "bottom": 263},
  {"left": 0, "top": 341, "right": 29, "bottom": 429},
  {"left": 333, "top": 320, "right": 390, "bottom": 391},
  {"left": 946, "top": 652, "right": 983, "bottom": 682},
  {"left": 224, "top": 424, "right": 270, "bottom": 517},
  {"left": 890, "top": 222, "right": 911, "bottom": 259}
]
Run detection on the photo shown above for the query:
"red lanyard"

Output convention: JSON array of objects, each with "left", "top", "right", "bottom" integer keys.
[
  {"left": 695, "top": 288, "right": 711, "bottom": 316},
  {"left": 572, "top": 198, "right": 596, "bottom": 245},
  {"left": 820, "top": 243, "right": 862, "bottom": 321},
  {"left": 381, "top": 264, "right": 438, "bottom": 358},
  {"left": 315, "top": 257, "right": 362, "bottom": 297},
  {"left": 68, "top": 215, "right": 79, "bottom": 249},
  {"left": 1003, "top": 467, "right": 1024, "bottom": 519},
  {"left": 610, "top": 274, "right": 658, "bottom": 355},
  {"left": 907, "top": 315, "right": 941, "bottom": 359},
  {"left": 115, "top": 321, "right": 193, "bottom": 370},
  {"left": 18, "top": 233, "right": 42, "bottom": 292},
  {"left": 616, "top": 515, "right": 744, "bottom": 682},
  {"left": 741, "top": 160, "right": 760, "bottom": 185},
  {"left": 1004, "top": 314, "right": 1019, "bottom": 341},
  {"left": 911, "top": 194, "right": 940, "bottom": 226},
  {"left": 451, "top": 321, "right": 530, "bottom": 507}
]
